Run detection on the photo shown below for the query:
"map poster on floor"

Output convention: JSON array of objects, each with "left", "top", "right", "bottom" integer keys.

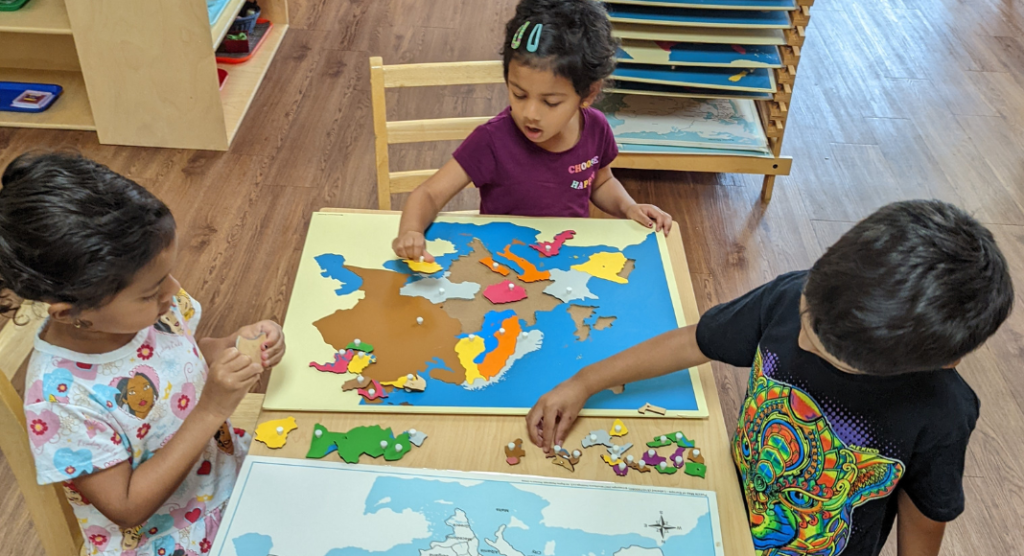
[
  {"left": 214, "top": 457, "right": 726, "bottom": 556},
  {"left": 262, "top": 212, "right": 707, "bottom": 417}
]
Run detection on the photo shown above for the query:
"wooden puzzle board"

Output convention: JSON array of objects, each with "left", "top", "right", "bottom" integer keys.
[
  {"left": 617, "top": 39, "right": 784, "bottom": 68},
  {"left": 604, "top": 0, "right": 796, "bottom": 10},
  {"left": 606, "top": 5, "right": 793, "bottom": 29},
  {"left": 612, "top": 22, "right": 787, "bottom": 45},
  {"left": 262, "top": 211, "right": 708, "bottom": 418}
]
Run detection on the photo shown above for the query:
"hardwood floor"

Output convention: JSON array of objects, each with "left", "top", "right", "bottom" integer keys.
[{"left": 2, "top": 0, "right": 1023, "bottom": 554}]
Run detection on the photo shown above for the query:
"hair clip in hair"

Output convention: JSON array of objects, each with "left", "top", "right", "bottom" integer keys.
[
  {"left": 511, "top": 21, "right": 530, "bottom": 49},
  {"left": 526, "top": 23, "right": 543, "bottom": 53}
]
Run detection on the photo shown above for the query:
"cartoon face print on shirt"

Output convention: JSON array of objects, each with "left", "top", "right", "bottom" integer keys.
[
  {"left": 214, "top": 422, "right": 235, "bottom": 455},
  {"left": 734, "top": 349, "right": 905, "bottom": 556},
  {"left": 121, "top": 525, "right": 143, "bottom": 550},
  {"left": 155, "top": 310, "right": 185, "bottom": 335},
  {"left": 114, "top": 366, "right": 160, "bottom": 419}
]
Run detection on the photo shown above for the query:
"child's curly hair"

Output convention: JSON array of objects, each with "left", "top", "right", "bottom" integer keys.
[
  {"left": 0, "top": 152, "right": 176, "bottom": 315},
  {"left": 502, "top": 0, "right": 618, "bottom": 99}
]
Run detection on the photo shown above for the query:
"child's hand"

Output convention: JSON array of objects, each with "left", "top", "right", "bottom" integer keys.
[
  {"left": 197, "top": 348, "right": 263, "bottom": 420},
  {"left": 526, "top": 378, "right": 591, "bottom": 454},
  {"left": 236, "top": 321, "right": 285, "bottom": 368},
  {"left": 392, "top": 231, "right": 434, "bottom": 263},
  {"left": 625, "top": 204, "right": 673, "bottom": 236}
]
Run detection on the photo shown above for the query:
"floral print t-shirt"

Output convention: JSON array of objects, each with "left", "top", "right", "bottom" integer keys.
[{"left": 24, "top": 290, "right": 250, "bottom": 556}]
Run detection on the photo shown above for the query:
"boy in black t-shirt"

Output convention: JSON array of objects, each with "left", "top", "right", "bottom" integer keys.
[{"left": 527, "top": 200, "right": 1014, "bottom": 556}]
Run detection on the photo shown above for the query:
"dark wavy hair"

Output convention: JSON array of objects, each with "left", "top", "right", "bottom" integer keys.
[
  {"left": 804, "top": 200, "right": 1014, "bottom": 375},
  {"left": 0, "top": 152, "right": 176, "bottom": 315},
  {"left": 502, "top": 0, "right": 618, "bottom": 98}
]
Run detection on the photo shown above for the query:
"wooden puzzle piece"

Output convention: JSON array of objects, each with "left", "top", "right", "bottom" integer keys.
[
  {"left": 647, "top": 431, "right": 695, "bottom": 448},
  {"left": 571, "top": 252, "right": 630, "bottom": 284},
  {"left": 236, "top": 332, "right": 266, "bottom": 365},
  {"left": 357, "top": 379, "right": 387, "bottom": 401},
  {"left": 347, "top": 351, "right": 376, "bottom": 374},
  {"left": 499, "top": 244, "right": 551, "bottom": 282},
  {"left": 335, "top": 425, "right": 391, "bottom": 463},
  {"left": 341, "top": 375, "right": 367, "bottom": 391},
  {"left": 254, "top": 417, "right": 298, "bottom": 449},
  {"left": 552, "top": 454, "right": 575, "bottom": 472},
  {"left": 381, "top": 373, "right": 426, "bottom": 392},
  {"left": 670, "top": 431, "right": 695, "bottom": 447},
  {"left": 670, "top": 446, "right": 687, "bottom": 468},
  {"left": 638, "top": 402, "right": 667, "bottom": 415},
  {"left": 505, "top": 439, "right": 526, "bottom": 466},
  {"left": 688, "top": 447, "right": 705, "bottom": 465},
  {"left": 310, "top": 350, "right": 354, "bottom": 374},
  {"left": 606, "top": 442, "right": 633, "bottom": 461},
  {"left": 306, "top": 424, "right": 346, "bottom": 459},
  {"left": 479, "top": 257, "right": 511, "bottom": 276},
  {"left": 613, "top": 460, "right": 629, "bottom": 477},
  {"left": 382, "top": 432, "right": 412, "bottom": 461},
  {"left": 646, "top": 434, "right": 675, "bottom": 448},
  {"left": 610, "top": 419, "right": 628, "bottom": 437},
  {"left": 581, "top": 430, "right": 613, "bottom": 448},
  {"left": 405, "top": 258, "right": 443, "bottom": 274},
  {"left": 482, "top": 280, "right": 528, "bottom": 304},
  {"left": 654, "top": 461, "right": 679, "bottom": 475},
  {"left": 601, "top": 453, "right": 623, "bottom": 467},
  {"left": 406, "top": 428, "right": 427, "bottom": 447},
  {"left": 624, "top": 454, "right": 651, "bottom": 473},
  {"left": 641, "top": 448, "right": 667, "bottom": 468},
  {"left": 608, "top": 385, "right": 625, "bottom": 395},
  {"left": 345, "top": 339, "right": 374, "bottom": 353},
  {"left": 547, "top": 445, "right": 580, "bottom": 471},
  {"left": 530, "top": 230, "right": 576, "bottom": 257},
  {"left": 684, "top": 461, "right": 707, "bottom": 478}
]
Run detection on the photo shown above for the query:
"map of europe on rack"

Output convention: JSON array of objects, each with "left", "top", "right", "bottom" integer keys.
[
  {"left": 262, "top": 212, "right": 706, "bottom": 416},
  {"left": 214, "top": 457, "right": 725, "bottom": 556}
]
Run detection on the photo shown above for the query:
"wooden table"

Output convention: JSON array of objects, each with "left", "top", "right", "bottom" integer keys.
[{"left": 251, "top": 208, "right": 754, "bottom": 556}]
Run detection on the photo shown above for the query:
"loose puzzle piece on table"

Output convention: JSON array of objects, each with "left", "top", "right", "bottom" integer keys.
[
  {"left": 625, "top": 454, "right": 651, "bottom": 473},
  {"left": 254, "top": 417, "right": 298, "bottom": 449},
  {"left": 688, "top": 447, "right": 705, "bottom": 465},
  {"left": 307, "top": 424, "right": 423, "bottom": 463},
  {"left": 405, "top": 259, "right": 444, "bottom": 274},
  {"left": 607, "top": 442, "right": 633, "bottom": 461},
  {"left": 610, "top": 419, "right": 628, "bottom": 437},
  {"left": 236, "top": 332, "right": 265, "bottom": 365},
  {"left": 406, "top": 429, "right": 427, "bottom": 447},
  {"left": 479, "top": 257, "right": 511, "bottom": 276},
  {"left": 670, "top": 446, "right": 688, "bottom": 468},
  {"left": 530, "top": 230, "right": 576, "bottom": 257},
  {"left": 357, "top": 379, "right": 387, "bottom": 401},
  {"left": 684, "top": 461, "right": 707, "bottom": 478},
  {"left": 548, "top": 446, "right": 582, "bottom": 472},
  {"left": 483, "top": 280, "right": 528, "bottom": 304},
  {"left": 582, "top": 430, "right": 613, "bottom": 449},
  {"left": 654, "top": 460, "right": 679, "bottom": 475},
  {"left": 641, "top": 448, "right": 667, "bottom": 468},
  {"left": 505, "top": 438, "right": 526, "bottom": 466},
  {"left": 647, "top": 431, "right": 695, "bottom": 448}
]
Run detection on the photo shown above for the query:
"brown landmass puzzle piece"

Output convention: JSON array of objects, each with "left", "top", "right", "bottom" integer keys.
[
  {"left": 439, "top": 239, "right": 559, "bottom": 334},
  {"left": 341, "top": 376, "right": 366, "bottom": 391},
  {"left": 505, "top": 438, "right": 526, "bottom": 465},
  {"left": 688, "top": 447, "right": 705, "bottom": 464},
  {"left": 313, "top": 266, "right": 468, "bottom": 385}
]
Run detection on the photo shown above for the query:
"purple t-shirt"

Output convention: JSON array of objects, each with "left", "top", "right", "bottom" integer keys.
[{"left": 452, "top": 107, "right": 619, "bottom": 217}]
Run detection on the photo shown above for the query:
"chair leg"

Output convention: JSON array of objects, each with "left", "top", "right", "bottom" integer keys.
[{"left": 760, "top": 174, "right": 776, "bottom": 203}]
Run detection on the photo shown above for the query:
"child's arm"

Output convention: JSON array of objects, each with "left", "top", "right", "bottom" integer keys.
[
  {"left": 527, "top": 324, "right": 708, "bottom": 452},
  {"left": 392, "top": 159, "right": 473, "bottom": 262},
  {"left": 71, "top": 349, "right": 262, "bottom": 528},
  {"left": 590, "top": 166, "right": 673, "bottom": 236},
  {"left": 896, "top": 490, "right": 947, "bottom": 556}
]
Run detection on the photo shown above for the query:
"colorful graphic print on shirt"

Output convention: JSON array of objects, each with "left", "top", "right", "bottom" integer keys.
[{"left": 734, "top": 349, "right": 905, "bottom": 556}]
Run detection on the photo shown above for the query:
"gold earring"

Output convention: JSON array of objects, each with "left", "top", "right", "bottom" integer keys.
[{"left": 73, "top": 319, "right": 90, "bottom": 329}]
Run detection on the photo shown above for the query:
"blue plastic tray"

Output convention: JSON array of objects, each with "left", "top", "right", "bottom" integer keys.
[{"left": 0, "top": 82, "right": 62, "bottom": 113}]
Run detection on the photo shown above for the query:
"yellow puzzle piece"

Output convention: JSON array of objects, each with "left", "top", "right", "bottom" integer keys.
[
  {"left": 571, "top": 252, "right": 629, "bottom": 284},
  {"left": 254, "top": 417, "right": 298, "bottom": 449},
  {"left": 610, "top": 418, "right": 628, "bottom": 437},
  {"left": 348, "top": 351, "right": 376, "bottom": 374},
  {"left": 601, "top": 453, "right": 623, "bottom": 466},
  {"left": 405, "top": 259, "right": 443, "bottom": 274}
]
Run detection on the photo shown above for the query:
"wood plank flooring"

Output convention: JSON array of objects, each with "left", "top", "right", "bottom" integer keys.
[{"left": 1, "top": 0, "right": 1022, "bottom": 554}]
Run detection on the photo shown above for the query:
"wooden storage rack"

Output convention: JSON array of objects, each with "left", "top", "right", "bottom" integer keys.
[{"left": 0, "top": 0, "right": 289, "bottom": 150}]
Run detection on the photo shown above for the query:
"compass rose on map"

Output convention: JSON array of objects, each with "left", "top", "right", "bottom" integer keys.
[{"left": 646, "top": 511, "right": 681, "bottom": 540}]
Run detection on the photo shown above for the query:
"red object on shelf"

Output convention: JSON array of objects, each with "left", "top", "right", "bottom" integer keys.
[
  {"left": 216, "top": 19, "right": 273, "bottom": 64},
  {"left": 218, "top": 68, "right": 228, "bottom": 90}
]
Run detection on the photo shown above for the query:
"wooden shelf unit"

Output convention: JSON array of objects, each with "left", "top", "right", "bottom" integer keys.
[{"left": 0, "top": 0, "right": 289, "bottom": 150}]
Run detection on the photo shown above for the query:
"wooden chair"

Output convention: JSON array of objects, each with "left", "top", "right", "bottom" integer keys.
[
  {"left": 0, "top": 302, "right": 264, "bottom": 556},
  {"left": 369, "top": 56, "right": 793, "bottom": 209}
]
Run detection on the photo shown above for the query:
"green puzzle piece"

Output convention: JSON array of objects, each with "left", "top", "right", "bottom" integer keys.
[
  {"left": 684, "top": 462, "right": 707, "bottom": 478},
  {"left": 336, "top": 425, "right": 392, "bottom": 463},
  {"left": 653, "top": 462, "right": 678, "bottom": 475},
  {"left": 306, "top": 424, "right": 347, "bottom": 459},
  {"left": 346, "top": 341, "right": 374, "bottom": 353},
  {"left": 382, "top": 432, "right": 412, "bottom": 461},
  {"left": 646, "top": 431, "right": 696, "bottom": 449}
]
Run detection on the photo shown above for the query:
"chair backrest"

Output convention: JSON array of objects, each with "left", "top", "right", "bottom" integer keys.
[
  {"left": 369, "top": 56, "right": 504, "bottom": 210},
  {"left": 0, "top": 302, "right": 82, "bottom": 556}
]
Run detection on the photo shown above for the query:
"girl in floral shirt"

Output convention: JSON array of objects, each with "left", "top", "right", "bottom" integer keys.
[{"left": 2, "top": 153, "right": 286, "bottom": 556}]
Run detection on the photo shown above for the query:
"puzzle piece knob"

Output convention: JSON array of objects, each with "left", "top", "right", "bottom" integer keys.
[
  {"left": 660, "top": 436, "right": 668, "bottom": 443},
  {"left": 469, "top": 334, "right": 476, "bottom": 340},
  {"left": 406, "top": 374, "right": 415, "bottom": 380},
  {"left": 545, "top": 245, "right": 551, "bottom": 251},
  {"left": 626, "top": 454, "right": 634, "bottom": 463},
  {"left": 638, "top": 460, "right": 646, "bottom": 468},
  {"left": 553, "top": 444, "right": 562, "bottom": 452},
  {"left": 368, "top": 388, "right": 376, "bottom": 396},
  {"left": 617, "top": 462, "right": 626, "bottom": 470},
  {"left": 566, "top": 287, "right": 573, "bottom": 293},
  {"left": 508, "top": 442, "right": 516, "bottom": 450},
  {"left": 416, "top": 317, "right": 424, "bottom": 325},
  {"left": 521, "top": 331, "right": 528, "bottom": 338},
  {"left": 409, "top": 429, "right": 417, "bottom": 435},
  {"left": 354, "top": 338, "right": 361, "bottom": 345},
  {"left": 499, "top": 327, "right": 506, "bottom": 334},
  {"left": 572, "top": 450, "right": 581, "bottom": 458},
  {"left": 675, "top": 456, "right": 683, "bottom": 465},
  {"left": 276, "top": 426, "right": 284, "bottom": 434},
  {"left": 589, "top": 434, "right": 597, "bottom": 441},
  {"left": 357, "top": 375, "right": 365, "bottom": 383},
  {"left": 395, "top": 444, "right": 403, "bottom": 452},
  {"left": 692, "top": 449, "right": 700, "bottom": 456},
  {"left": 315, "top": 429, "right": 323, "bottom": 438},
  {"left": 439, "top": 287, "right": 445, "bottom": 294},
  {"left": 492, "top": 262, "right": 498, "bottom": 269},
  {"left": 508, "top": 283, "right": 515, "bottom": 290},
  {"left": 659, "top": 462, "right": 667, "bottom": 469},
  {"left": 675, "top": 432, "right": 683, "bottom": 440},
  {"left": 419, "top": 256, "right": 424, "bottom": 263},
  {"left": 380, "top": 440, "right": 388, "bottom": 449},
  {"left": 648, "top": 449, "right": 656, "bottom": 457},
  {"left": 614, "top": 425, "right": 622, "bottom": 432}
]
